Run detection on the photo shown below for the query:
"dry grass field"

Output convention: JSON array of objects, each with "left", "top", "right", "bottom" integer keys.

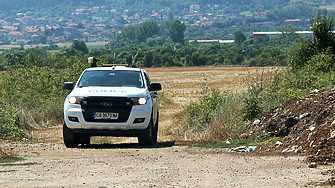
[{"left": 145, "top": 66, "right": 270, "bottom": 105}]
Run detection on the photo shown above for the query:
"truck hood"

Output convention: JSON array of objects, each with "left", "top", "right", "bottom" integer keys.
[{"left": 70, "top": 87, "right": 146, "bottom": 97}]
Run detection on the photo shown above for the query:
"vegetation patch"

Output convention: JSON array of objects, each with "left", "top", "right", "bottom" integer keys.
[
  {"left": 0, "top": 50, "right": 89, "bottom": 133},
  {"left": 0, "top": 162, "right": 39, "bottom": 166},
  {"left": 0, "top": 101, "right": 24, "bottom": 139},
  {"left": 157, "top": 92, "right": 174, "bottom": 107},
  {"left": 176, "top": 87, "right": 248, "bottom": 141},
  {"left": 0, "top": 148, "right": 37, "bottom": 166},
  {"left": 0, "top": 156, "right": 25, "bottom": 163},
  {"left": 0, "top": 170, "right": 16, "bottom": 173}
]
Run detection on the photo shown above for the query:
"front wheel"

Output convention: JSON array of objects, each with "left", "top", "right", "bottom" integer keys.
[
  {"left": 152, "top": 112, "right": 159, "bottom": 143},
  {"left": 137, "top": 118, "right": 153, "bottom": 146},
  {"left": 63, "top": 123, "right": 80, "bottom": 148}
]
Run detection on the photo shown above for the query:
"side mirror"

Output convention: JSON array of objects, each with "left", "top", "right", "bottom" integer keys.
[
  {"left": 63, "top": 82, "right": 74, "bottom": 90},
  {"left": 149, "top": 83, "right": 162, "bottom": 91}
]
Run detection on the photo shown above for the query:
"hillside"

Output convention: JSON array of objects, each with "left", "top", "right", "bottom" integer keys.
[{"left": 0, "top": 0, "right": 330, "bottom": 46}]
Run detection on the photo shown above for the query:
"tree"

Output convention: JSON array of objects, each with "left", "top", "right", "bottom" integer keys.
[
  {"left": 168, "top": 11, "right": 174, "bottom": 20},
  {"left": 288, "top": 9, "right": 335, "bottom": 70},
  {"left": 44, "top": 28, "right": 53, "bottom": 36},
  {"left": 310, "top": 9, "right": 335, "bottom": 54},
  {"left": 118, "top": 16, "right": 128, "bottom": 25},
  {"left": 160, "top": 19, "right": 173, "bottom": 37},
  {"left": 169, "top": 19, "right": 186, "bottom": 44},
  {"left": 66, "top": 34, "right": 74, "bottom": 42},
  {"left": 134, "top": 50, "right": 145, "bottom": 67},
  {"left": 138, "top": 21, "right": 160, "bottom": 43},
  {"left": 4, "top": 51, "right": 25, "bottom": 67},
  {"left": 276, "top": 24, "right": 299, "bottom": 42},
  {"left": 77, "top": 22, "right": 85, "bottom": 29},
  {"left": 185, "top": 54, "right": 192, "bottom": 66},
  {"left": 144, "top": 51, "right": 153, "bottom": 67},
  {"left": 118, "top": 21, "right": 159, "bottom": 45},
  {"left": 71, "top": 40, "right": 89, "bottom": 54},
  {"left": 104, "top": 23, "right": 112, "bottom": 29},
  {"left": 234, "top": 30, "right": 246, "bottom": 43},
  {"left": 162, "top": 53, "right": 174, "bottom": 67}
]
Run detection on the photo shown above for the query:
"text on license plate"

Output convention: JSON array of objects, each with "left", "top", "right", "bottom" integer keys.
[{"left": 94, "top": 112, "right": 119, "bottom": 120}]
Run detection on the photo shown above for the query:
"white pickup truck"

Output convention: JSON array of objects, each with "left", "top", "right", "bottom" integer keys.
[{"left": 62, "top": 58, "right": 161, "bottom": 148}]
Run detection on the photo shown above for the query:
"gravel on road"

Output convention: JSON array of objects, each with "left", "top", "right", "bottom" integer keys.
[{"left": 0, "top": 142, "right": 331, "bottom": 187}]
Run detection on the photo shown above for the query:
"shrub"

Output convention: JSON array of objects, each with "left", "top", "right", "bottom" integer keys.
[
  {"left": 0, "top": 52, "right": 89, "bottom": 131},
  {"left": 0, "top": 100, "right": 23, "bottom": 139},
  {"left": 208, "top": 93, "right": 247, "bottom": 140},
  {"left": 241, "top": 97, "right": 263, "bottom": 120},
  {"left": 306, "top": 51, "right": 335, "bottom": 72},
  {"left": 177, "top": 88, "right": 248, "bottom": 141},
  {"left": 175, "top": 68, "right": 291, "bottom": 142},
  {"left": 183, "top": 88, "right": 223, "bottom": 131}
]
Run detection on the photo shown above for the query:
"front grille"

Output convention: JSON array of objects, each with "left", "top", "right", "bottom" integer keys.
[{"left": 81, "top": 97, "right": 133, "bottom": 122}]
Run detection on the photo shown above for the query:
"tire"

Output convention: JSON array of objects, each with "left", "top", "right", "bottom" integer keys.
[
  {"left": 138, "top": 117, "right": 153, "bottom": 146},
  {"left": 152, "top": 112, "right": 159, "bottom": 143},
  {"left": 79, "top": 136, "right": 91, "bottom": 145},
  {"left": 63, "top": 123, "right": 80, "bottom": 148}
]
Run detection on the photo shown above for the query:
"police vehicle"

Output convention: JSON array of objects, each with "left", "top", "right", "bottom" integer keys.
[{"left": 62, "top": 57, "right": 161, "bottom": 148}]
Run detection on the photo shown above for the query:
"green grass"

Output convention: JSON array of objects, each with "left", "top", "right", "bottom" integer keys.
[
  {"left": 0, "top": 156, "right": 25, "bottom": 163},
  {"left": 0, "top": 156, "right": 38, "bottom": 167},
  {"left": 48, "top": 50, "right": 60, "bottom": 55},
  {"left": 87, "top": 45, "right": 106, "bottom": 49},
  {"left": 0, "top": 162, "right": 39, "bottom": 166},
  {"left": 0, "top": 170, "right": 16, "bottom": 173}
]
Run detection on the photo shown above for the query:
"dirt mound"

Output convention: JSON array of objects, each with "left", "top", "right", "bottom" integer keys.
[{"left": 249, "top": 88, "right": 335, "bottom": 163}]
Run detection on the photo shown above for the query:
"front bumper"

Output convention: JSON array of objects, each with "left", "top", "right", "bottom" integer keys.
[{"left": 64, "top": 105, "right": 151, "bottom": 131}]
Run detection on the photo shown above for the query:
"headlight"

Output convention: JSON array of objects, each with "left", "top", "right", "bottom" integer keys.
[
  {"left": 68, "top": 96, "right": 85, "bottom": 104},
  {"left": 131, "top": 97, "right": 147, "bottom": 105}
]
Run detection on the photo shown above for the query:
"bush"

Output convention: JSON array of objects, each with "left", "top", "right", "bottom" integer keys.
[
  {"left": 0, "top": 52, "right": 89, "bottom": 131},
  {"left": 0, "top": 100, "right": 23, "bottom": 139},
  {"left": 175, "top": 68, "right": 291, "bottom": 142},
  {"left": 306, "top": 51, "right": 335, "bottom": 72},
  {"left": 241, "top": 97, "right": 263, "bottom": 120},
  {"left": 177, "top": 88, "right": 248, "bottom": 141},
  {"left": 183, "top": 88, "right": 223, "bottom": 131}
]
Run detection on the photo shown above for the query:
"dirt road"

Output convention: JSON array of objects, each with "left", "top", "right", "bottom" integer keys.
[
  {"left": 0, "top": 142, "right": 331, "bottom": 187},
  {"left": 0, "top": 67, "right": 332, "bottom": 187}
]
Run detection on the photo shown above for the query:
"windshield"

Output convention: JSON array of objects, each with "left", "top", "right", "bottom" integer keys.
[{"left": 77, "top": 70, "right": 144, "bottom": 88}]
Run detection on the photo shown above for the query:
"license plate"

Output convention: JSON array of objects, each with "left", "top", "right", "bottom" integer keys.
[{"left": 94, "top": 112, "right": 119, "bottom": 120}]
